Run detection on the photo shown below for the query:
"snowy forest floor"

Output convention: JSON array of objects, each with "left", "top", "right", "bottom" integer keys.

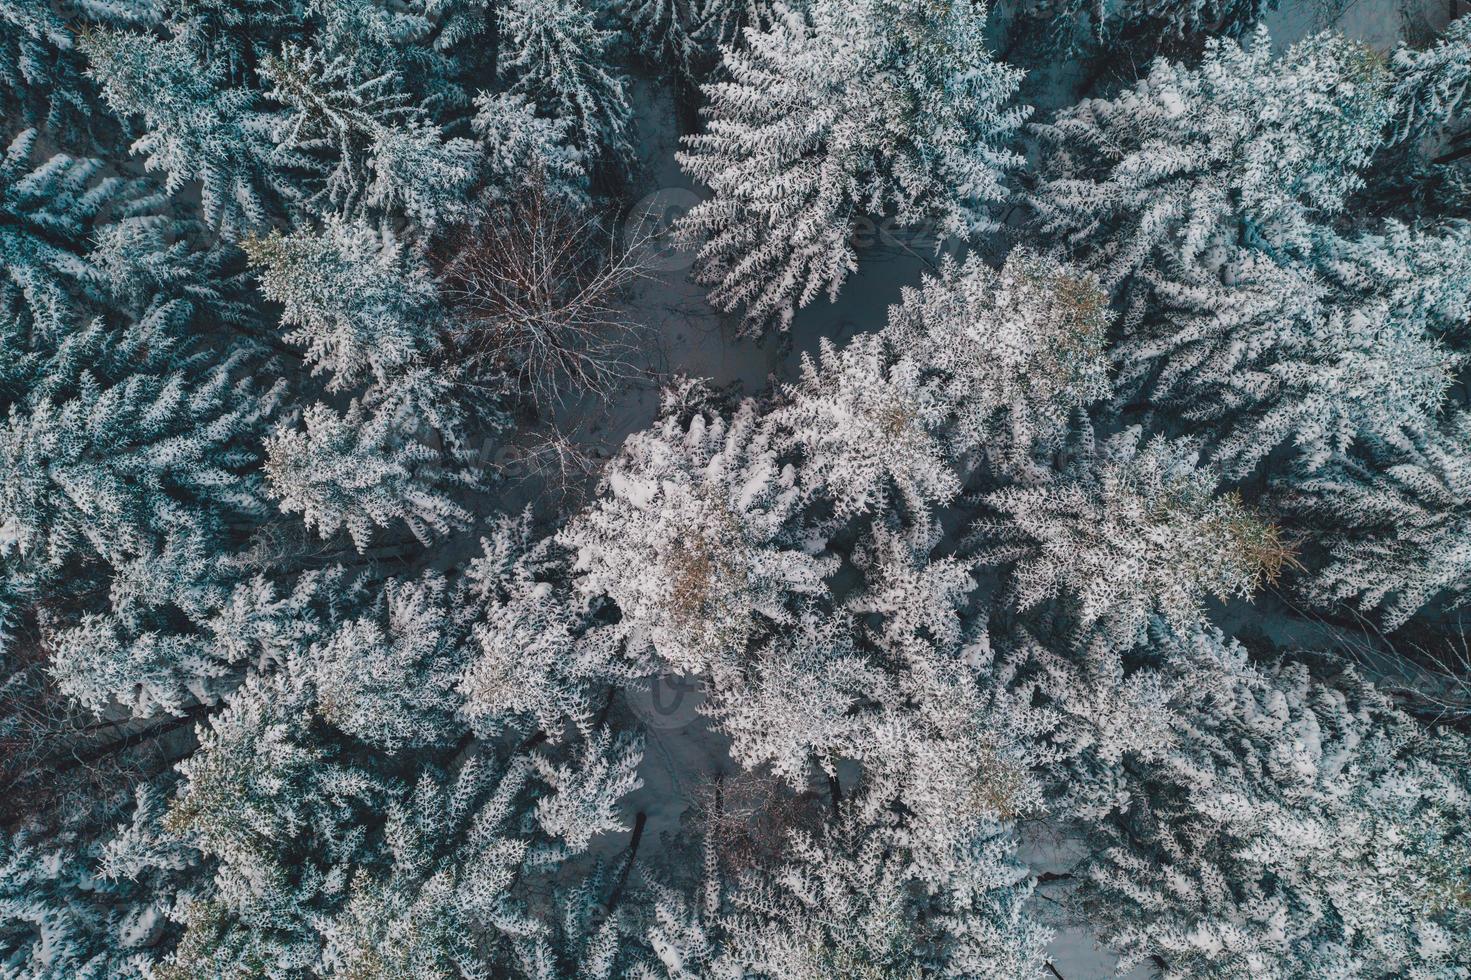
[{"left": 483, "top": 0, "right": 1464, "bottom": 974}]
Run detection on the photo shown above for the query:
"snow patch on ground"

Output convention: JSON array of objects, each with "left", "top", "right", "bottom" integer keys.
[{"left": 1265, "top": 0, "right": 1459, "bottom": 50}]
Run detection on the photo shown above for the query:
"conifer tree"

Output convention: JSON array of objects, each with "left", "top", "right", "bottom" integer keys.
[
  {"left": 1045, "top": 0, "right": 1275, "bottom": 54},
  {"left": 154, "top": 0, "right": 308, "bottom": 87},
  {"left": 713, "top": 812, "right": 1048, "bottom": 978},
  {"left": 0, "top": 783, "right": 194, "bottom": 980},
  {"left": 652, "top": 642, "right": 1053, "bottom": 979},
  {"left": 1388, "top": 13, "right": 1471, "bottom": 144},
  {"left": 500, "top": 0, "right": 633, "bottom": 164},
  {"left": 471, "top": 92, "right": 588, "bottom": 206},
  {"left": 882, "top": 249, "right": 1112, "bottom": 471},
  {"left": 560, "top": 403, "right": 833, "bottom": 677},
  {"left": 978, "top": 431, "right": 1284, "bottom": 646},
  {"left": 459, "top": 512, "right": 617, "bottom": 740},
  {"left": 1317, "top": 220, "right": 1471, "bottom": 340},
  {"left": 1077, "top": 653, "right": 1471, "bottom": 977},
  {"left": 1031, "top": 28, "right": 1392, "bottom": 289},
  {"left": 692, "top": 0, "right": 773, "bottom": 55},
  {"left": 80, "top": 29, "right": 292, "bottom": 236},
  {"left": 617, "top": 0, "right": 703, "bottom": 76},
  {"left": 1005, "top": 618, "right": 1256, "bottom": 825},
  {"left": 308, "top": 577, "right": 466, "bottom": 751},
  {"left": 160, "top": 642, "right": 645, "bottom": 977},
  {"left": 160, "top": 668, "right": 430, "bottom": 973},
  {"left": 0, "top": 129, "right": 134, "bottom": 337},
  {"left": 243, "top": 217, "right": 444, "bottom": 392},
  {"left": 264, "top": 401, "right": 472, "bottom": 551},
  {"left": 678, "top": 0, "right": 1026, "bottom": 330},
  {"left": 0, "top": 358, "right": 276, "bottom": 593},
  {"left": 618, "top": 0, "right": 771, "bottom": 77},
  {"left": 0, "top": 2, "right": 93, "bottom": 138},
  {"left": 1277, "top": 411, "right": 1471, "bottom": 630},
  {"left": 704, "top": 607, "right": 878, "bottom": 785},
  {"left": 531, "top": 728, "right": 644, "bottom": 852},
  {"left": 1, "top": 354, "right": 285, "bottom": 715},
  {"left": 772, "top": 333, "right": 960, "bottom": 524},
  {"left": 510, "top": 862, "right": 636, "bottom": 979},
  {"left": 258, "top": 43, "right": 480, "bottom": 231},
  {"left": 1115, "top": 250, "right": 1454, "bottom": 477}
]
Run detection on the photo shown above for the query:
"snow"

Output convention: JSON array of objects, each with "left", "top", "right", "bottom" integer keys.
[
  {"left": 118, "top": 905, "right": 163, "bottom": 948},
  {"left": 1047, "top": 926, "right": 1154, "bottom": 979},
  {"left": 1264, "top": 0, "right": 1460, "bottom": 49}
]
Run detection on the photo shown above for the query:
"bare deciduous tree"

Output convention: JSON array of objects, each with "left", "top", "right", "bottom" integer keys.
[
  {"left": 687, "top": 770, "right": 825, "bottom": 873},
  {"left": 435, "top": 186, "right": 654, "bottom": 409}
]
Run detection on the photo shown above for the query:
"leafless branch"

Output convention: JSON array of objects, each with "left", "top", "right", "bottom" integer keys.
[{"left": 435, "top": 186, "right": 656, "bottom": 411}]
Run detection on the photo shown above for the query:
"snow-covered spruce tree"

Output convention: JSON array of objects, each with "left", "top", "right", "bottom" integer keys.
[
  {"left": 308, "top": 576, "right": 467, "bottom": 751},
  {"left": 677, "top": 0, "right": 1026, "bottom": 331},
  {"left": 1073, "top": 653, "right": 1471, "bottom": 978},
  {"left": 1031, "top": 27, "right": 1392, "bottom": 289},
  {"left": 999, "top": 612, "right": 1471, "bottom": 976},
  {"left": 87, "top": 207, "right": 263, "bottom": 335},
  {"left": 301, "top": 0, "right": 495, "bottom": 114},
  {"left": 500, "top": 0, "right": 633, "bottom": 164},
  {"left": 735, "top": 248, "right": 1111, "bottom": 534},
  {"left": 0, "top": 1, "right": 96, "bottom": 138},
  {"left": 245, "top": 216, "right": 493, "bottom": 466},
  {"left": 40, "top": 526, "right": 365, "bottom": 721},
  {"left": 470, "top": 91, "right": 589, "bottom": 206},
  {"left": 1115, "top": 249, "right": 1454, "bottom": 477},
  {"left": 160, "top": 646, "right": 648, "bottom": 978},
  {"left": 246, "top": 219, "right": 488, "bottom": 551},
  {"left": 0, "top": 129, "right": 137, "bottom": 338},
  {"left": 683, "top": 520, "right": 1057, "bottom": 963},
  {"left": 1043, "top": 0, "right": 1276, "bottom": 54},
  {"left": 531, "top": 727, "right": 645, "bottom": 852},
  {"left": 616, "top": 0, "right": 704, "bottom": 76},
  {"left": 846, "top": 620, "right": 1055, "bottom": 908},
  {"left": 0, "top": 358, "right": 284, "bottom": 710},
  {"left": 1001, "top": 617, "right": 1257, "bottom": 827},
  {"left": 977, "top": 430, "right": 1285, "bottom": 647},
  {"left": 243, "top": 216, "right": 444, "bottom": 393},
  {"left": 151, "top": 0, "right": 308, "bottom": 87},
  {"left": 1275, "top": 411, "right": 1471, "bottom": 630},
  {"left": 1316, "top": 219, "right": 1471, "bottom": 340},
  {"left": 258, "top": 43, "right": 480, "bottom": 232},
  {"left": 1388, "top": 13, "right": 1471, "bottom": 144},
  {"left": 560, "top": 402, "right": 833, "bottom": 678},
  {"left": 82, "top": 1, "right": 495, "bottom": 236},
  {"left": 459, "top": 511, "right": 627, "bottom": 740},
  {"left": 157, "top": 666, "right": 419, "bottom": 974},
  {"left": 701, "top": 606, "right": 880, "bottom": 786},
  {"left": 692, "top": 0, "right": 775, "bottom": 55},
  {"left": 79, "top": 28, "right": 292, "bottom": 236},
  {"left": 1354, "top": 14, "right": 1471, "bottom": 226},
  {"left": 709, "top": 810, "right": 1049, "bottom": 978},
  {"left": 0, "top": 782, "right": 198, "bottom": 980},
  {"left": 0, "top": 157, "right": 321, "bottom": 717},
  {"left": 643, "top": 635, "right": 1054, "bottom": 979},
  {"left": 618, "top": 0, "right": 772, "bottom": 77},
  {"left": 847, "top": 524, "right": 977, "bottom": 657},
  {"left": 264, "top": 400, "right": 472, "bottom": 552},
  {"left": 508, "top": 861, "right": 642, "bottom": 978},
  {"left": 881, "top": 249, "right": 1112, "bottom": 471},
  {"left": 771, "top": 333, "right": 960, "bottom": 527}
]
